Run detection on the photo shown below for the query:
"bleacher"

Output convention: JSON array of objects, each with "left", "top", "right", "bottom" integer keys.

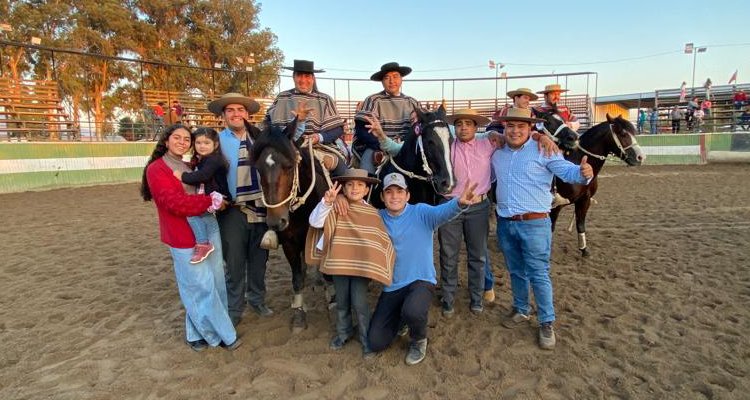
[
  {"left": 0, "top": 79, "right": 78, "bottom": 141},
  {"left": 141, "top": 90, "right": 269, "bottom": 132},
  {"left": 654, "top": 83, "right": 750, "bottom": 133}
]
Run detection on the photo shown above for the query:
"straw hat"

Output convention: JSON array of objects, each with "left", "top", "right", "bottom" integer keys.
[
  {"left": 537, "top": 84, "right": 569, "bottom": 94},
  {"left": 494, "top": 108, "right": 544, "bottom": 123},
  {"left": 332, "top": 168, "right": 380, "bottom": 184},
  {"left": 370, "top": 62, "right": 412, "bottom": 81},
  {"left": 445, "top": 108, "right": 490, "bottom": 126},
  {"left": 507, "top": 88, "right": 539, "bottom": 101},
  {"left": 207, "top": 93, "right": 261, "bottom": 116},
  {"left": 282, "top": 59, "right": 324, "bottom": 74}
]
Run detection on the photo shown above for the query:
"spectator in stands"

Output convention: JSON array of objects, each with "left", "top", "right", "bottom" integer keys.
[
  {"left": 637, "top": 109, "right": 646, "bottom": 134},
  {"left": 140, "top": 124, "right": 240, "bottom": 352},
  {"left": 490, "top": 108, "right": 593, "bottom": 351},
  {"left": 207, "top": 92, "right": 273, "bottom": 325},
  {"left": 679, "top": 81, "right": 687, "bottom": 103},
  {"left": 701, "top": 98, "right": 712, "bottom": 118},
  {"left": 740, "top": 106, "right": 750, "bottom": 131},
  {"left": 266, "top": 59, "right": 347, "bottom": 175},
  {"left": 686, "top": 97, "right": 700, "bottom": 130},
  {"left": 367, "top": 172, "right": 480, "bottom": 365},
  {"left": 704, "top": 78, "right": 713, "bottom": 100},
  {"left": 670, "top": 106, "right": 683, "bottom": 134},
  {"left": 649, "top": 107, "right": 658, "bottom": 134},
  {"left": 733, "top": 89, "right": 747, "bottom": 110},
  {"left": 693, "top": 108, "right": 705, "bottom": 132},
  {"left": 172, "top": 100, "right": 184, "bottom": 119},
  {"left": 533, "top": 84, "right": 580, "bottom": 132},
  {"left": 487, "top": 87, "right": 538, "bottom": 134},
  {"left": 153, "top": 102, "right": 166, "bottom": 124},
  {"left": 353, "top": 62, "right": 421, "bottom": 174}
]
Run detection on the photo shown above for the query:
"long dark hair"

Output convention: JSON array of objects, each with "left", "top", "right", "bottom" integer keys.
[
  {"left": 140, "top": 124, "right": 191, "bottom": 201},
  {"left": 190, "top": 127, "right": 227, "bottom": 168}
]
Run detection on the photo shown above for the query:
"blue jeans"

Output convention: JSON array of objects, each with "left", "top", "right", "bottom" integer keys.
[
  {"left": 332, "top": 275, "right": 371, "bottom": 351},
  {"left": 368, "top": 280, "right": 434, "bottom": 352},
  {"left": 484, "top": 247, "right": 494, "bottom": 291},
  {"left": 496, "top": 215, "right": 555, "bottom": 324},
  {"left": 359, "top": 148, "right": 376, "bottom": 175},
  {"left": 187, "top": 213, "right": 215, "bottom": 244},
  {"left": 168, "top": 225, "right": 236, "bottom": 346}
]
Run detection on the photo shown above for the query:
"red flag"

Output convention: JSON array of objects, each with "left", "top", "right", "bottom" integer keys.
[
  {"left": 489, "top": 60, "right": 495, "bottom": 70},
  {"left": 728, "top": 70, "right": 738, "bottom": 84}
]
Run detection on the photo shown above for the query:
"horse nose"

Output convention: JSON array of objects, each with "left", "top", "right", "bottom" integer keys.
[{"left": 278, "top": 217, "right": 289, "bottom": 231}]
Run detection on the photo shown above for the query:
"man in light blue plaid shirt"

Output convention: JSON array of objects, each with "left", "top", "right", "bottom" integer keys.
[{"left": 490, "top": 108, "right": 593, "bottom": 350}]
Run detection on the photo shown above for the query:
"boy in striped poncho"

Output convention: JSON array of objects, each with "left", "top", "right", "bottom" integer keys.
[{"left": 308, "top": 168, "right": 394, "bottom": 358}]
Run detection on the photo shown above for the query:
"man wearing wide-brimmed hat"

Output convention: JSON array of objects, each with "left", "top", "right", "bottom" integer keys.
[
  {"left": 487, "top": 88, "right": 538, "bottom": 134},
  {"left": 533, "top": 83, "right": 580, "bottom": 131},
  {"left": 207, "top": 92, "right": 273, "bottom": 324},
  {"left": 490, "top": 107, "right": 593, "bottom": 351},
  {"left": 353, "top": 62, "right": 421, "bottom": 174},
  {"left": 267, "top": 60, "right": 343, "bottom": 145}
]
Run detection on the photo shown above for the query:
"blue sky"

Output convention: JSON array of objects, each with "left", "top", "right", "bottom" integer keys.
[{"left": 258, "top": 0, "right": 750, "bottom": 102}]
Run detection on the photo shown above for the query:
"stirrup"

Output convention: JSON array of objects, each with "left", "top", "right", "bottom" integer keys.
[
  {"left": 260, "top": 229, "right": 279, "bottom": 250},
  {"left": 551, "top": 192, "right": 570, "bottom": 208}
]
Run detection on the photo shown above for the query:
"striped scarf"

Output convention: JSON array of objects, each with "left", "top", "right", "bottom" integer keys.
[
  {"left": 235, "top": 133, "right": 263, "bottom": 206},
  {"left": 305, "top": 202, "right": 394, "bottom": 285}
]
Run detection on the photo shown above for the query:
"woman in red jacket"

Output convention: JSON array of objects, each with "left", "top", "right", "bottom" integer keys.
[{"left": 140, "top": 124, "right": 240, "bottom": 352}]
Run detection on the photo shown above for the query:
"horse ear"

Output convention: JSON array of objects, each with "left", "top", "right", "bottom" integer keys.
[
  {"left": 437, "top": 104, "right": 446, "bottom": 119},
  {"left": 415, "top": 106, "right": 426, "bottom": 122},
  {"left": 606, "top": 113, "right": 614, "bottom": 123}
]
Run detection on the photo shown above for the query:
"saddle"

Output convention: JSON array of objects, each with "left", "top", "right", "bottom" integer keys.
[{"left": 309, "top": 141, "right": 348, "bottom": 171}]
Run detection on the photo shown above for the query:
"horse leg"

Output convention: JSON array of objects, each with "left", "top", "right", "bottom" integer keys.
[
  {"left": 574, "top": 197, "right": 592, "bottom": 257},
  {"left": 282, "top": 242, "right": 308, "bottom": 334},
  {"left": 550, "top": 206, "right": 562, "bottom": 232}
]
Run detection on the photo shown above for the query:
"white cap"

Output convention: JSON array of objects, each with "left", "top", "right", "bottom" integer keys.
[{"left": 382, "top": 172, "right": 408, "bottom": 189}]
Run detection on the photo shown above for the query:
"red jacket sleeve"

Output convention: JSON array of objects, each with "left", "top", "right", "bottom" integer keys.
[{"left": 147, "top": 160, "right": 211, "bottom": 217}]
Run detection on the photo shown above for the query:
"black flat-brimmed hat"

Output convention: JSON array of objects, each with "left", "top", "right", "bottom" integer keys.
[
  {"left": 282, "top": 59, "right": 324, "bottom": 74},
  {"left": 332, "top": 168, "right": 380, "bottom": 184},
  {"left": 207, "top": 92, "right": 261, "bottom": 116},
  {"left": 370, "top": 62, "right": 412, "bottom": 81}
]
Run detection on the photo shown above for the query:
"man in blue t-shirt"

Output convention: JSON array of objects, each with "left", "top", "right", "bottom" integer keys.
[{"left": 367, "top": 172, "right": 479, "bottom": 365}]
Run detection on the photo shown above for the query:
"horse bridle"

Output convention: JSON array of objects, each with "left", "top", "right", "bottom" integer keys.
[
  {"left": 260, "top": 139, "right": 330, "bottom": 212},
  {"left": 575, "top": 123, "right": 639, "bottom": 161},
  {"left": 536, "top": 113, "right": 570, "bottom": 143},
  {"left": 383, "top": 120, "right": 445, "bottom": 190}
]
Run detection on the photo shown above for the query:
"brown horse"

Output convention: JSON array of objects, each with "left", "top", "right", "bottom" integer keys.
[
  {"left": 250, "top": 118, "right": 330, "bottom": 332},
  {"left": 551, "top": 114, "right": 645, "bottom": 257}
]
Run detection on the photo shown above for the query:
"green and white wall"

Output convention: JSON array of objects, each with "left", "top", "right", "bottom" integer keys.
[
  {"left": 0, "top": 142, "right": 153, "bottom": 193},
  {"left": 0, "top": 133, "right": 748, "bottom": 193}
]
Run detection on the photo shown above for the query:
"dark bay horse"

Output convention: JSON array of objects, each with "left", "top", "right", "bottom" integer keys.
[
  {"left": 250, "top": 118, "right": 330, "bottom": 332},
  {"left": 551, "top": 114, "right": 645, "bottom": 257},
  {"left": 370, "top": 105, "right": 455, "bottom": 208},
  {"left": 533, "top": 107, "right": 580, "bottom": 152}
]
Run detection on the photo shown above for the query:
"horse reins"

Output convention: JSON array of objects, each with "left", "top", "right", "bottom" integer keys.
[
  {"left": 261, "top": 138, "right": 327, "bottom": 211},
  {"left": 385, "top": 119, "right": 444, "bottom": 183}
]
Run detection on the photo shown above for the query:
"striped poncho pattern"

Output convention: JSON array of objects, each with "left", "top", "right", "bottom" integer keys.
[{"left": 305, "top": 202, "right": 394, "bottom": 285}]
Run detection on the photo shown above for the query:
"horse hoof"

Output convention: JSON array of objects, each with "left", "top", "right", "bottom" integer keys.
[
  {"left": 291, "top": 307, "right": 307, "bottom": 333},
  {"left": 260, "top": 230, "right": 279, "bottom": 250},
  {"left": 580, "top": 248, "right": 590, "bottom": 257}
]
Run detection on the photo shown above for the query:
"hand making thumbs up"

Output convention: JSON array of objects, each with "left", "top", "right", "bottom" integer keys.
[{"left": 580, "top": 155, "right": 593, "bottom": 179}]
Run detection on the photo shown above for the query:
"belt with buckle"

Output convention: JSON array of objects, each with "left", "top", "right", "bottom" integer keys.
[{"left": 502, "top": 212, "right": 548, "bottom": 221}]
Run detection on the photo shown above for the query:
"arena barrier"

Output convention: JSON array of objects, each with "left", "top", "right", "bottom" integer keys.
[
  {"left": 1, "top": 132, "right": 749, "bottom": 193},
  {"left": 0, "top": 142, "right": 152, "bottom": 193}
]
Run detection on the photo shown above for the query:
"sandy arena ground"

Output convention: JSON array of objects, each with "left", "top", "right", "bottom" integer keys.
[{"left": 1, "top": 163, "right": 748, "bottom": 399}]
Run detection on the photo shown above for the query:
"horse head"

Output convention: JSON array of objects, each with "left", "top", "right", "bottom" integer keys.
[
  {"left": 250, "top": 119, "right": 300, "bottom": 231},
  {"left": 533, "top": 107, "right": 579, "bottom": 152},
  {"left": 606, "top": 114, "right": 645, "bottom": 166},
  {"left": 409, "top": 105, "right": 454, "bottom": 195}
]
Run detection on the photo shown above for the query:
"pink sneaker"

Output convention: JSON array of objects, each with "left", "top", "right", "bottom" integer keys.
[{"left": 190, "top": 243, "right": 215, "bottom": 264}]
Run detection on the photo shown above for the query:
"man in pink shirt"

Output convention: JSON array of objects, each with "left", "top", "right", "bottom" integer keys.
[{"left": 437, "top": 109, "right": 496, "bottom": 316}]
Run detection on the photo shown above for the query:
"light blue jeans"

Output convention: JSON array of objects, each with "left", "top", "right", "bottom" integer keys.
[
  {"left": 168, "top": 223, "right": 236, "bottom": 346},
  {"left": 496, "top": 216, "right": 555, "bottom": 324},
  {"left": 187, "top": 213, "right": 215, "bottom": 244}
]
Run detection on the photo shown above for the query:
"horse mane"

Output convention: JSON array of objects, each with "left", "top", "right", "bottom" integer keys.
[{"left": 249, "top": 121, "right": 298, "bottom": 165}]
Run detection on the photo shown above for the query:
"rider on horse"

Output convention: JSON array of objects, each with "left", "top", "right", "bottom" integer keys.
[
  {"left": 353, "top": 62, "right": 421, "bottom": 175},
  {"left": 266, "top": 59, "right": 348, "bottom": 176},
  {"left": 487, "top": 87, "right": 538, "bottom": 134},
  {"left": 532, "top": 83, "right": 580, "bottom": 132}
]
